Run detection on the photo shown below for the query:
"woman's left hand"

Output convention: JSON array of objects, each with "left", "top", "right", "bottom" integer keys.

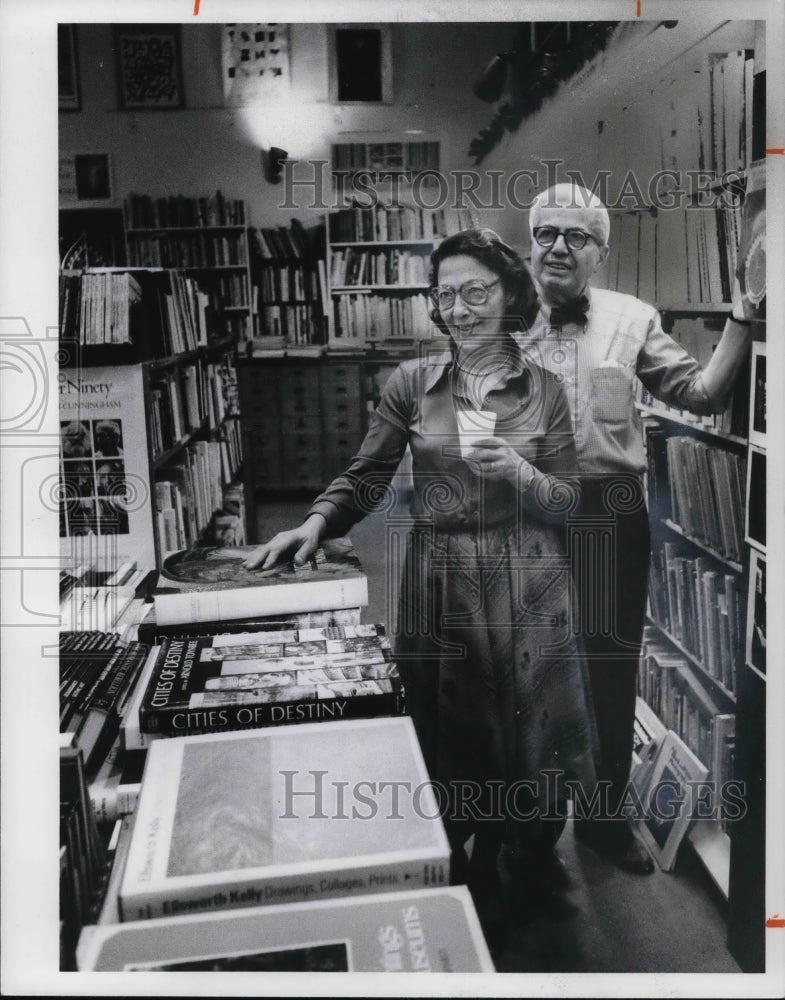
[{"left": 464, "top": 436, "right": 535, "bottom": 489}]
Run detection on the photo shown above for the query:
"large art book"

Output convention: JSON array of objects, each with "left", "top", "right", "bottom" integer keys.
[
  {"left": 78, "top": 885, "right": 493, "bottom": 972},
  {"left": 139, "top": 623, "right": 405, "bottom": 737},
  {"left": 119, "top": 717, "right": 449, "bottom": 921},
  {"left": 152, "top": 537, "right": 368, "bottom": 626},
  {"left": 633, "top": 729, "right": 710, "bottom": 872}
]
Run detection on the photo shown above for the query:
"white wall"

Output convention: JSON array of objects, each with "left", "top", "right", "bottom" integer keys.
[{"left": 59, "top": 21, "right": 515, "bottom": 231}]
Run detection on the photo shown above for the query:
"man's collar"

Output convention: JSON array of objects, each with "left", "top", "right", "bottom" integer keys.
[{"left": 535, "top": 282, "right": 594, "bottom": 321}]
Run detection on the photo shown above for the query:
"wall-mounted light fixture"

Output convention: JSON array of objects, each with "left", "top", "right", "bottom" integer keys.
[{"left": 262, "top": 146, "right": 288, "bottom": 184}]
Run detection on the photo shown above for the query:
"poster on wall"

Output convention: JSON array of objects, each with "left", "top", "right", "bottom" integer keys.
[
  {"left": 114, "top": 24, "right": 185, "bottom": 110},
  {"left": 222, "top": 23, "right": 290, "bottom": 105}
]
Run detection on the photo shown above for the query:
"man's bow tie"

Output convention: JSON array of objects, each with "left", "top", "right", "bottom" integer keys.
[{"left": 548, "top": 295, "right": 590, "bottom": 327}]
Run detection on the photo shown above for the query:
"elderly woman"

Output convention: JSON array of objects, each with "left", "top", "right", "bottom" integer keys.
[{"left": 245, "top": 228, "right": 597, "bottom": 899}]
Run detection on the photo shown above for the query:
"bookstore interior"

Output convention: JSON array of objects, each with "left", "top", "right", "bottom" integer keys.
[{"left": 42, "top": 13, "right": 781, "bottom": 985}]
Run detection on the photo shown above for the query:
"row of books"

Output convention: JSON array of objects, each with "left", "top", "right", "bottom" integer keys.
[
  {"left": 124, "top": 191, "right": 247, "bottom": 229},
  {"left": 59, "top": 270, "right": 142, "bottom": 346},
  {"left": 256, "top": 262, "right": 320, "bottom": 303},
  {"left": 60, "top": 631, "right": 151, "bottom": 773},
  {"left": 251, "top": 221, "right": 315, "bottom": 262},
  {"left": 331, "top": 140, "right": 441, "bottom": 175},
  {"left": 330, "top": 247, "right": 430, "bottom": 287},
  {"left": 615, "top": 47, "right": 760, "bottom": 180},
  {"left": 60, "top": 736, "right": 113, "bottom": 970},
  {"left": 598, "top": 202, "right": 743, "bottom": 305},
  {"left": 126, "top": 232, "right": 248, "bottom": 269},
  {"left": 202, "top": 270, "right": 250, "bottom": 311},
  {"left": 639, "top": 629, "right": 735, "bottom": 793},
  {"left": 328, "top": 204, "right": 475, "bottom": 244},
  {"left": 259, "top": 302, "right": 321, "bottom": 343},
  {"left": 648, "top": 542, "right": 743, "bottom": 695},
  {"left": 645, "top": 426, "right": 746, "bottom": 563},
  {"left": 333, "top": 291, "right": 432, "bottom": 345},
  {"left": 147, "top": 354, "right": 240, "bottom": 457},
  {"left": 153, "top": 438, "right": 243, "bottom": 557}
]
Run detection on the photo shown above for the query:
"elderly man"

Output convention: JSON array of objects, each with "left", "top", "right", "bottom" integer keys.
[{"left": 517, "top": 182, "right": 756, "bottom": 875}]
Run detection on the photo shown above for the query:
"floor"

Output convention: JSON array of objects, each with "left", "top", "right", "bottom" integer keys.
[{"left": 254, "top": 498, "right": 741, "bottom": 975}]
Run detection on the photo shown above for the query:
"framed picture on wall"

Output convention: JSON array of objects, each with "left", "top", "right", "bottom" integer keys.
[
  {"left": 328, "top": 25, "right": 392, "bottom": 104},
  {"left": 749, "top": 340, "right": 766, "bottom": 448},
  {"left": 58, "top": 24, "right": 81, "bottom": 110},
  {"left": 114, "top": 24, "right": 185, "bottom": 110},
  {"left": 59, "top": 152, "right": 113, "bottom": 203}
]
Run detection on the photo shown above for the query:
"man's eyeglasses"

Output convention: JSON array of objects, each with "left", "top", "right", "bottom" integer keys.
[
  {"left": 533, "top": 226, "right": 600, "bottom": 251},
  {"left": 429, "top": 279, "right": 500, "bottom": 310}
]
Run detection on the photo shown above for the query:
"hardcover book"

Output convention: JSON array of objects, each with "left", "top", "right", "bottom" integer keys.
[
  {"left": 139, "top": 623, "right": 405, "bottom": 737},
  {"left": 633, "top": 729, "right": 710, "bottom": 872},
  {"left": 119, "top": 717, "right": 450, "bottom": 921},
  {"left": 78, "top": 885, "right": 493, "bottom": 971},
  {"left": 152, "top": 537, "right": 368, "bottom": 626}
]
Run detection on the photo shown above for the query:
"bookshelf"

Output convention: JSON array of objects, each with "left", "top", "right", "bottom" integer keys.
[
  {"left": 325, "top": 204, "right": 472, "bottom": 351},
  {"left": 58, "top": 267, "right": 248, "bottom": 572},
  {"left": 248, "top": 220, "right": 326, "bottom": 353},
  {"left": 124, "top": 192, "right": 253, "bottom": 342}
]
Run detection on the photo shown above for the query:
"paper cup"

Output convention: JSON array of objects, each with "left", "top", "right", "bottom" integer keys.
[{"left": 455, "top": 408, "right": 497, "bottom": 458}]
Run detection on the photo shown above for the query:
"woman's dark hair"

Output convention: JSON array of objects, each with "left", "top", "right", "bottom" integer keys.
[{"left": 428, "top": 228, "right": 539, "bottom": 335}]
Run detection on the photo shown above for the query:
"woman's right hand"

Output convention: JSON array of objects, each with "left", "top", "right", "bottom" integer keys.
[{"left": 242, "top": 514, "right": 326, "bottom": 570}]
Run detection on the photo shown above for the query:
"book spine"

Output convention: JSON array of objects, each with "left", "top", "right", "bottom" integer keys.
[
  {"left": 139, "top": 687, "right": 406, "bottom": 736},
  {"left": 121, "top": 850, "right": 447, "bottom": 922}
]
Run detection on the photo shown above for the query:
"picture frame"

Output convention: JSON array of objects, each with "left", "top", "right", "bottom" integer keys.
[
  {"left": 745, "top": 548, "right": 766, "bottom": 676},
  {"left": 745, "top": 445, "right": 766, "bottom": 551},
  {"left": 749, "top": 340, "right": 767, "bottom": 448},
  {"left": 59, "top": 152, "right": 113, "bottom": 203},
  {"left": 328, "top": 25, "right": 393, "bottom": 104},
  {"left": 58, "top": 24, "right": 81, "bottom": 111},
  {"left": 114, "top": 24, "right": 184, "bottom": 110}
]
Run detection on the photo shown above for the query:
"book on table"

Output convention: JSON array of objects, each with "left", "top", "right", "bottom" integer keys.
[
  {"left": 137, "top": 622, "right": 405, "bottom": 739},
  {"left": 151, "top": 537, "right": 368, "bottom": 626},
  {"left": 78, "top": 885, "right": 493, "bottom": 972},
  {"left": 118, "top": 716, "right": 450, "bottom": 922}
]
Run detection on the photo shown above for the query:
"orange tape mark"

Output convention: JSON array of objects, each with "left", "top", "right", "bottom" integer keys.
[
  {"left": 765, "top": 148, "right": 784, "bottom": 154},
  {"left": 766, "top": 915, "right": 785, "bottom": 928},
  {"left": 636, "top": 0, "right": 642, "bottom": 16},
  {"left": 193, "top": 0, "right": 200, "bottom": 14}
]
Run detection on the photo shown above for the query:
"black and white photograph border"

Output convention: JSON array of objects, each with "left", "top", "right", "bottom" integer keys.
[{"left": 1, "top": 0, "right": 784, "bottom": 997}]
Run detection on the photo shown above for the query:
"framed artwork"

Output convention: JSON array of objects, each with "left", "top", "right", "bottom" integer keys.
[
  {"left": 749, "top": 341, "right": 766, "bottom": 448},
  {"left": 745, "top": 548, "right": 766, "bottom": 676},
  {"left": 222, "top": 24, "right": 290, "bottom": 106},
  {"left": 328, "top": 25, "right": 392, "bottom": 104},
  {"left": 745, "top": 445, "right": 766, "bottom": 551},
  {"left": 114, "top": 24, "right": 184, "bottom": 110},
  {"left": 59, "top": 153, "right": 112, "bottom": 202},
  {"left": 58, "top": 24, "right": 81, "bottom": 110}
]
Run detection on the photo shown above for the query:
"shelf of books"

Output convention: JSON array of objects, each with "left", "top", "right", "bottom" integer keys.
[
  {"left": 247, "top": 219, "right": 326, "bottom": 357},
  {"left": 124, "top": 191, "right": 253, "bottom": 341},
  {"left": 599, "top": 28, "right": 766, "bottom": 900},
  {"left": 325, "top": 204, "right": 473, "bottom": 352}
]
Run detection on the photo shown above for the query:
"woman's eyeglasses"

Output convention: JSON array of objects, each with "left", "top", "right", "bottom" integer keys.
[
  {"left": 533, "top": 226, "right": 599, "bottom": 250},
  {"left": 429, "top": 279, "right": 500, "bottom": 310}
]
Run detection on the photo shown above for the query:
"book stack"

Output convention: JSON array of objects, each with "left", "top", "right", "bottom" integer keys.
[
  {"left": 60, "top": 631, "right": 151, "bottom": 772},
  {"left": 334, "top": 291, "right": 432, "bottom": 344},
  {"left": 151, "top": 540, "right": 368, "bottom": 627},
  {"left": 126, "top": 622, "right": 404, "bottom": 745},
  {"left": 327, "top": 204, "right": 473, "bottom": 243},
  {"left": 116, "top": 717, "right": 449, "bottom": 923}
]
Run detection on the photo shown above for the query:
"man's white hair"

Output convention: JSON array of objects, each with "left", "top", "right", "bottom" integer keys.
[{"left": 530, "top": 183, "right": 611, "bottom": 246}]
